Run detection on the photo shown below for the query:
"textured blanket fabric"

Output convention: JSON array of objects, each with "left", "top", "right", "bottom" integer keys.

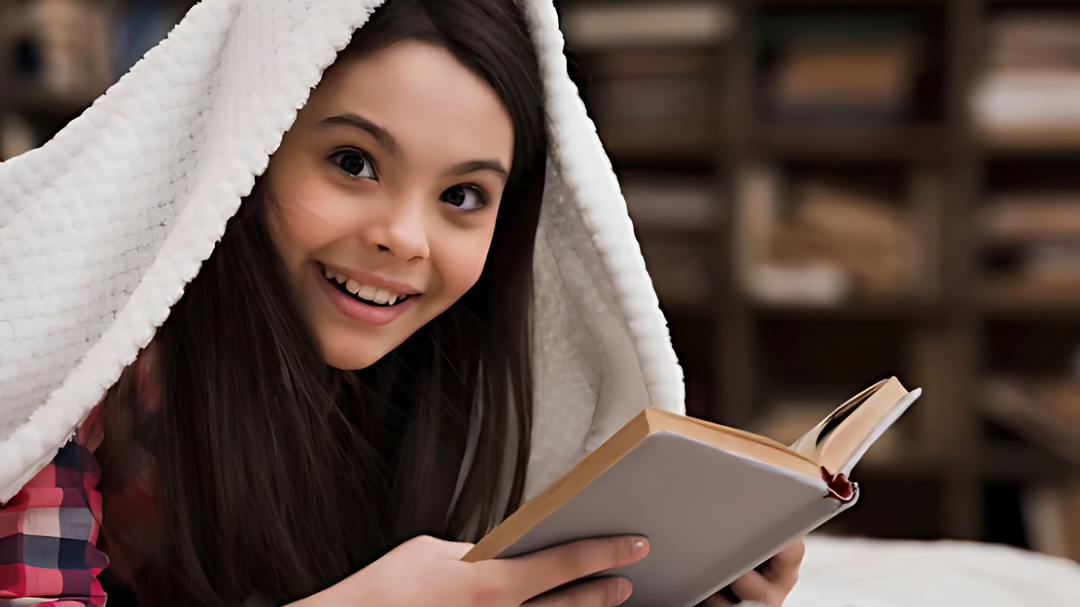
[
  {"left": 788, "top": 536, "right": 1080, "bottom": 607},
  {"left": 0, "top": 0, "right": 685, "bottom": 505}
]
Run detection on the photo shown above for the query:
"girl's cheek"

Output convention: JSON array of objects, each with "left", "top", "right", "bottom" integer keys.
[
  {"left": 275, "top": 186, "right": 363, "bottom": 259},
  {"left": 434, "top": 226, "right": 495, "bottom": 299}
]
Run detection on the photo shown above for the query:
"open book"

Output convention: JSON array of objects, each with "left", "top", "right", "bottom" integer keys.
[{"left": 464, "top": 377, "right": 921, "bottom": 607}]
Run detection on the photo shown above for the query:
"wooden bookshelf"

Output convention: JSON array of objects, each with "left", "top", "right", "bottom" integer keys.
[{"left": 559, "top": 0, "right": 1080, "bottom": 549}]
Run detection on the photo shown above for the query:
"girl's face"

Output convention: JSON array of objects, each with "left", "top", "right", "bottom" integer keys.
[{"left": 265, "top": 41, "right": 515, "bottom": 370}]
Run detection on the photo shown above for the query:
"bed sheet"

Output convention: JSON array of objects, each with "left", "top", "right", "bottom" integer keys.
[{"left": 783, "top": 536, "right": 1080, "bottom": 607}]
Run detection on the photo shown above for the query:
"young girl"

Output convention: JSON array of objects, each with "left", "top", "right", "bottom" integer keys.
[{"left": 0, "top": 1, "right": 802, "bottom": 605}]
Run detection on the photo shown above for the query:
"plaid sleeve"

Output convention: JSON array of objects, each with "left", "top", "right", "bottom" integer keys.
[{"left": 0, "top": 431, "right": 109, "bottom": 607}]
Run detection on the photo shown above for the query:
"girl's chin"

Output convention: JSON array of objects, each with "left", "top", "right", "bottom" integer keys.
[
  {"left": 318, "top": 332, "right": 398, "bottom": 371},
  {"left": 322, "top": 348, "right": 381, "bottom": 371}
]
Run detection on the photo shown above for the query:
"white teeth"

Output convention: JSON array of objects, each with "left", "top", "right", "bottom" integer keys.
[{"left": 324, "top": 267, "right": 407, "bottom": 304}]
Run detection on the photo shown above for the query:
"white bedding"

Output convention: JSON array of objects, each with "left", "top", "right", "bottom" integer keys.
[{"left": 786, "top": 536, "right": 1080, "bottom": 607}]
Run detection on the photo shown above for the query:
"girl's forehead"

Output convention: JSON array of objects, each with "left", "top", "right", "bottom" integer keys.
[{"left": 300, "top": 42, "right": 515, "bottom": 167}]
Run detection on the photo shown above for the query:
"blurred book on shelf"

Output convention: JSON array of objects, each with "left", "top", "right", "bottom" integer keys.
[
  {"left": 761, "top": 11, "right": 922, "bottom": 125},
  {"left": 561, "top": 2, "right": 734, "bottom": 50},
  {"left": 1022, "top": 480, "right": 1080, "bottom": 562},
  {"left": 981, "top": 193, "right": 1080, "bottom": 244},
  {"left": 587, "top": 48, "right": 715, "bottom": 157},
  {"left": 621, "top": 174, "right": 720, "bottom": 232},
  {"left": 735, "top": 167, "right": 925, "bottom": 307},
  {"left": 563, "top": 3, "right": 732, "bottom": 160},
  {"left": 591, "top": 73, "right": 711, "bottom": 126},
  {"left": 980, "top": 376, "right": 1080, "bottom": 465},
  {"left": 974, "top": 11, "right": 1080, "bottom": 147},
  {"left": 980, "top": 190, "right": 1080, "bottom": 306},
  {"left": 767, "top": 45, "right": 916, "bottom": 124}
]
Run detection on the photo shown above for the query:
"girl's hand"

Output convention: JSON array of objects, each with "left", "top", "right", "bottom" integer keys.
[
  {"left": 295, "top": 534, "right": 650, "bottom": 607},
  {"left": 699, "top": 538, "right": 805, "bottom": 607}
]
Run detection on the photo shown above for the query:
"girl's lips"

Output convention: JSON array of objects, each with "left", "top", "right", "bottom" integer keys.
[{"left": 312, "top": 262, "right": 417, "bottom": 326}]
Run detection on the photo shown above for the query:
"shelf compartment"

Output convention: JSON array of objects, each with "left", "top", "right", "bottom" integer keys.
[{"left": 759, "top": 123, "right": 947, "bottom": 161}]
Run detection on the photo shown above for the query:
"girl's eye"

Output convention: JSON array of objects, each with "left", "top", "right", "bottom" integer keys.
[
  {"left": 440, "top": 185, "right": 488, "bottom": 211},
  {"left": 329, "top": 150, "right": 377, "bottom": 179}
]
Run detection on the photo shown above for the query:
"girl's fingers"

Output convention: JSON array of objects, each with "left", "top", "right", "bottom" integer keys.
[
  {"left": 506, "top": 536, "right": 649, "bottom": 600},
  {"left": 720, "top": 542, "right": 804, "bottom": 607},
  {"left": 524, "top": 577, "right": 633, "bottom": 607},
  {"left": 770, "top": 539, "right": 806, "bottom": 570},
  {"left": 728, "top": 570, "right": 777, "bottom": 606},
  {"left": 761, "top": 539, "right": 805, "bottom": 591}
]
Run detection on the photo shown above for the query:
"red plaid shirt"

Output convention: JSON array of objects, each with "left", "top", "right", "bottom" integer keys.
[
  {"left": 3, "top": 343, "right": 162, "bottom": 606},
  {"left": 0, "top": 406, "right": 109, "bottom": 606}
]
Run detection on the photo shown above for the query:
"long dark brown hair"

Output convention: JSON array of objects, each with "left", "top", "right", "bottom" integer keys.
[{"left": 94, "top": 1, "right": 547, "bottom": 605}]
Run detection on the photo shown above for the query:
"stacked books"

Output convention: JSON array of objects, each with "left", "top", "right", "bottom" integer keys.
[
  {"left": 561, "top": 2, "right": 734, "bottom": 50},
  {"left": 561, "top": 2, "right": 734, "bottom": 158},
  {"left": 980, "top": 191, "right": 1080, "bottom": 304},
  {"left": 761, "top": 10, "right": 922, "bottom": 124},
  {"left": 973, "top": 11, "right": 1080, "bottom": 147},
  {"left": 735, "top": 167, "right": 925, "bottom": 306}
]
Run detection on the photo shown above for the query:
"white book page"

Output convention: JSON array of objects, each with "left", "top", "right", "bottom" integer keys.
[{"left": 839, "top": 388, "right": 921, "bottom": 475}]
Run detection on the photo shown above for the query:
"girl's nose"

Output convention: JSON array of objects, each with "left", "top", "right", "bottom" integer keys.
[{"left": 366, "top": 195, "right": 431, "bottom": 261}]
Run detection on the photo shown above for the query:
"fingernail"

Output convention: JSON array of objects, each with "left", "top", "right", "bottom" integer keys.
[
  {"left": 632, "top": 538, "right": 649, "bottom": 558},
  {"left": 616, "top": 578, "right": 633, "bottom": 604}
]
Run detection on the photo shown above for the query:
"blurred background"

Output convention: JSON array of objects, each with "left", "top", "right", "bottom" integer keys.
[{"left": 2, "top": 0, "right": 1079, "bottom": 562}]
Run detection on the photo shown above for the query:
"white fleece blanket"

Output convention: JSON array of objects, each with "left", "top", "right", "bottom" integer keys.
[
  {"left": 785, "top": 536, "right": 1080, "bottom": 607},
  {"left": 0, "top": 0, "right": 686, "bottom": 504}
]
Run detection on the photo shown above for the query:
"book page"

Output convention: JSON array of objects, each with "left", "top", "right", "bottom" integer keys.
[
  {"left": 798, "top": 377, "right": 913, "bottom": 474},
  {"left": 789, "top": 380, "right": 887, "bottom": 459}
]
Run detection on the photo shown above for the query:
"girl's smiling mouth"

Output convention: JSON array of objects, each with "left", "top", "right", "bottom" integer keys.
[
  {"left": 322, "top": 265, "right": 412, "bottom": 306},
  {"left": 313, "top": 261, "right": 420, "bottom": 325}
]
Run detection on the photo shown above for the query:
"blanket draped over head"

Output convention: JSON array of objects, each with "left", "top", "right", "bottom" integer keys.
[{"left": 0, "top": 0, "right": 685, "bottom": 506}]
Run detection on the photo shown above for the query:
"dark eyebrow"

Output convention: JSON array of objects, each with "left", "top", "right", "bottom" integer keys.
[
  {"left": 318, "top": 114, "right": 398, "bottom": 156},
  {"left": 451, "top": 160, "right": 509, "bottom": 178}
]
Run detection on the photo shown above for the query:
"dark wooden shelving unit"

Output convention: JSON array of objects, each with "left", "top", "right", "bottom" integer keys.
[{"left": 559, "top": 0, "right": 1080, "bottom": 548}]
